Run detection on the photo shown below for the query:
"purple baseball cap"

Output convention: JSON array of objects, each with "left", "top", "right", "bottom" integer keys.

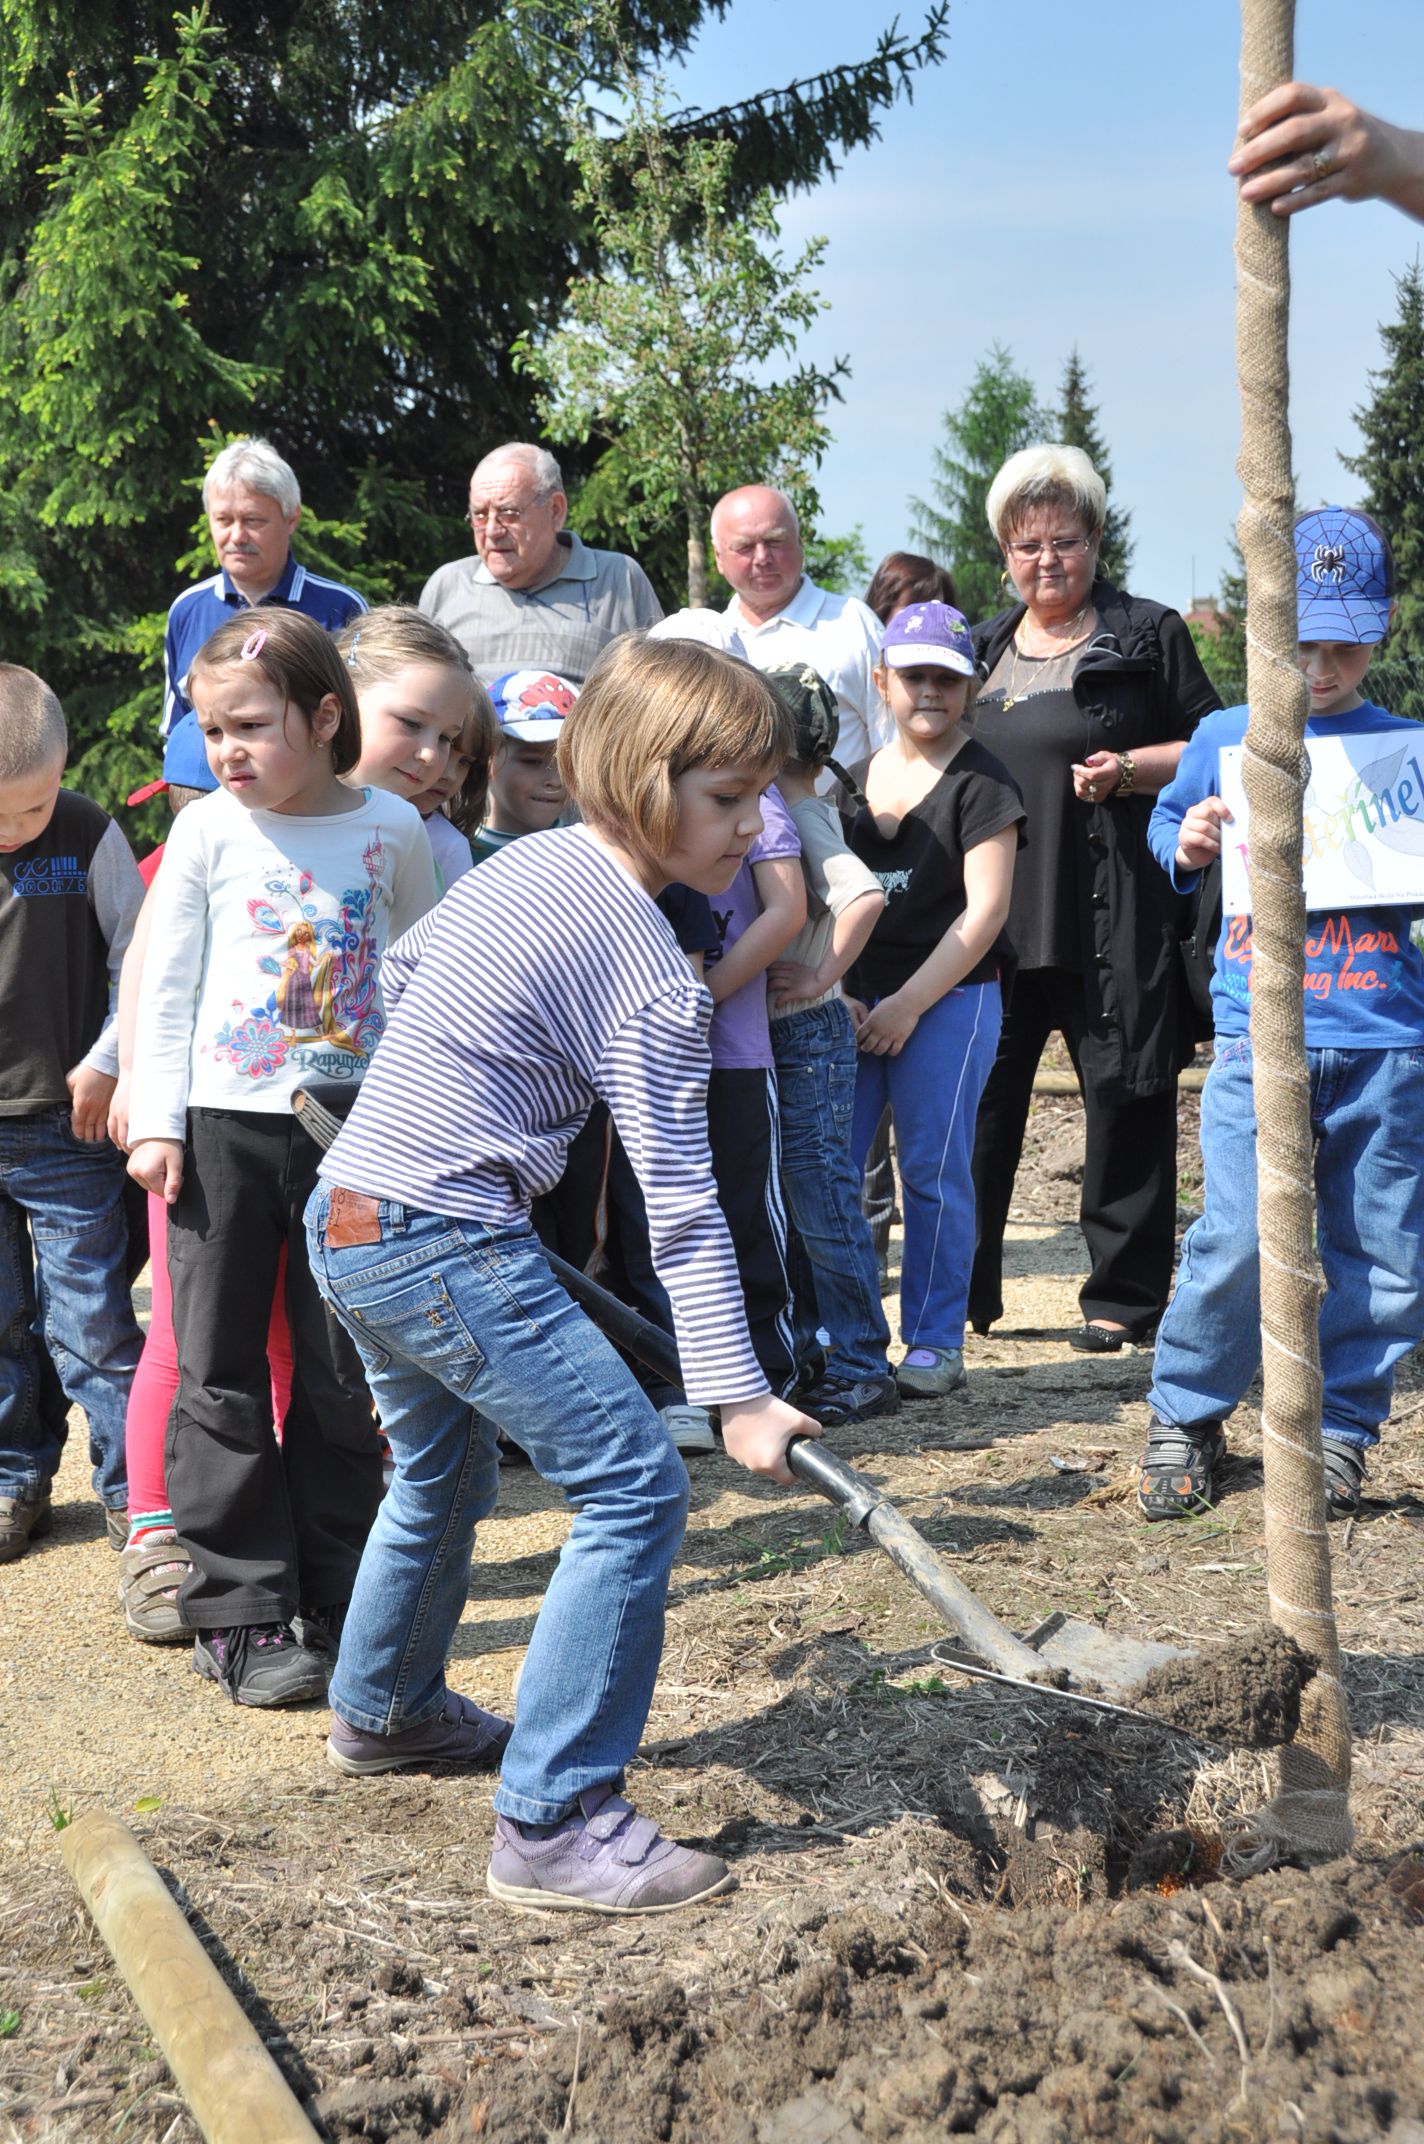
[
  {"left": 881, "top": 600, "right": 977, "bottom": 677},
  {"left": 1296, "top": 507, "right": 1395, "bottom": 644}
]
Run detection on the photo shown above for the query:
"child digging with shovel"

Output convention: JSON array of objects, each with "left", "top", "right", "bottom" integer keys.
[{"left": 305, "top": 634, "right": 821, "bottom": 1915}]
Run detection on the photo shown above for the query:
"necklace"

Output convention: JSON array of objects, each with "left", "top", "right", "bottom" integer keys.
[{"left": 1001, "top": 608, "right": 1096, "bottom": 710}]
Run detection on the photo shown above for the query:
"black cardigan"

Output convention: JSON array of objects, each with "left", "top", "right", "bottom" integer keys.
[{"left": 972, "top": 581, "right": 1221, "bottom": 1100}]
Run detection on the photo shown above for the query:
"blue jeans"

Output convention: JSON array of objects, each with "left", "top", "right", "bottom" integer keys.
[
  {"left": 772, "top": 1000, "right": 890, "bottom": 1384},
  {"left": 851, "top": 982, "right": 1002, "bottom": 1352},
  {"left": 0, "top": 1109, "right": 141, "bottom": 1508},
  {"left": 304, "top": 1185, "right": 689, "bottom": 1825},
  {"left": 1150, "top": 1039, "right": 1424, "bottom": 1448}
]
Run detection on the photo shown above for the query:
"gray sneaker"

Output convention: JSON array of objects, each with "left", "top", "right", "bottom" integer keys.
[
  {"left": 487, "top": 1784, "right": 735, "bottom": 1915},
  {"left": 896, "top": 1347, "right": 966, "bottom": 1398},
  {"left": 0, "top": 1491, "right": 53, "bottom": 1564},
  {"left": 327, "top": 1691, "right": 513, "bottom": 1776}
]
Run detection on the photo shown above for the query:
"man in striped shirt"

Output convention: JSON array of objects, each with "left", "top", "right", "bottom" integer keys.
[{"left": 161, "top": 438, "right": 366, "bottom": 736}]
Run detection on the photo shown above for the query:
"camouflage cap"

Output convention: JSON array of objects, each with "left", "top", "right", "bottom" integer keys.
[{"left": 762, "top": 661, "right": 840, "bottom": 766}]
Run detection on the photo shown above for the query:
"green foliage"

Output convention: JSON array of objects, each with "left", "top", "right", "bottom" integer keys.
[
  {"left": 0, "top": 0, "right": 949, "bottom": 809},
  {"left": 1189, "top": 536, "right": 1248, "bottom": 705},
  {"left": 1342, "top": 255, "right": 1424, "bottom": 661},
  {"left": 733, "top": 1510, "right": 850, "bottom": 1581},
  {"left": 909, "top": 344, "right": 1050, "bottom": 623},
  {"left": 805, "top": 525, "right": 871, "bottom": 596},
  {"left": 0, "top": 2010, "right": 19, "bottom": 2039},
  {"left": 1055, "top": 347, "right": 1134, "bottom": 588},
  {"left": 517, "top": 8, "right": 849, "bottom": 607}
]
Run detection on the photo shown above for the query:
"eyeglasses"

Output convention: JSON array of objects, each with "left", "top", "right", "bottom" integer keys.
[
  {"left": 469, "top": 501, "right": 540, "bottom": 528},
  {"left": 1005, "top": 536, "right": 1095, "bottom": 561}
]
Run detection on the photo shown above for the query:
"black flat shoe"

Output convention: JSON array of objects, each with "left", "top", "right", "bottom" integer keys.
[{"left": 1069, "top": 1323, "right": 1130, "bottom": 1354}]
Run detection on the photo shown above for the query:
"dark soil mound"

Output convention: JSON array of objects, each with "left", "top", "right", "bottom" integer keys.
[
  {"left": 1135, "top": 1625, "right": 1315, "bottom": 1749},
  {"left": 447, "top": 1857, "right": 1424, "bottom": 2144}
]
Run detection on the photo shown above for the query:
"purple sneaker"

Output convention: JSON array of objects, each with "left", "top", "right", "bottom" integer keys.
[
  {"left": 487, "top": 1784, "right": 735, "bottom": 1915},
  {"left": 326, "top": 1691, "right": 512, "bottom": 1776}
]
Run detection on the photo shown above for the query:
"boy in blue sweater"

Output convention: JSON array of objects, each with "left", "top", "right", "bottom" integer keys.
[{"left": 1140, "top": 508, "right": 1424, "bottom": 1522}]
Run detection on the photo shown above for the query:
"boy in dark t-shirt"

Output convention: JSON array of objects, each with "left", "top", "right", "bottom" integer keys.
[{"left": 0, "top": 665, "right": 145, "bottom": 1560}]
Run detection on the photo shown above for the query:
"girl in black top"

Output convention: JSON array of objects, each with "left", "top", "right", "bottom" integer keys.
[{"left": 843, "top": 603, "right": 1025, "bottom": 1399}]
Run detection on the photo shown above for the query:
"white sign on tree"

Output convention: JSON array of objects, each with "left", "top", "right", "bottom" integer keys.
[{"left": 1220, "top": 733, "right": 1424, "bottom": 917}]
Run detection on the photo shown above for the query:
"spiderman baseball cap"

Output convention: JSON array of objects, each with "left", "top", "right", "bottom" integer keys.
[
  {"left": 880, "top": 600, "right": 977, "bottom": 677},
  {"left": 1295, "top": 507, "right": 1395, "bottom": 644},
  {"left": 489, "top": 668, "right": 579, "bottom": 742},
  {"left": 125, "top": 712, "right": 219, "bottom": 806}
]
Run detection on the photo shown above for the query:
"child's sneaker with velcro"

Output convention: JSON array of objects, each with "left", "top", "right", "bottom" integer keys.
[
  {"left": 327, "top": 1691, "right": 512, "bottom": 1775},
  {"left": 1137, "top": 1414, "right": 1227, "bottom": 1521},
  {"left": 802, "top": 1375, "right": 901, "bottom": 1427},
  {"left": 487, "top": 1783, "right": 735, "bottom": 1915},
  {"left": 1322, "top": 1438, "right": 1367, "bottom": 1520},
  {"left": 193, "top": 1622, "right": 330, "bottom": 1707}
]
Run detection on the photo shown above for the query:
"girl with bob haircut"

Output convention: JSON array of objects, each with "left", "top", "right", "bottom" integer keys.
[
  {"left": 559, "top": 632, "right": 792, "bottom": 862},
  {"left": 125, "top": 606, "right": 438, "bottom": 1710},
  {"left": 305, "top": 634, "right": 820, "bottom": 1917}
]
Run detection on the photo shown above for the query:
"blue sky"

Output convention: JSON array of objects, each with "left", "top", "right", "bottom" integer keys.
[{"left": 671, "top": 0, "right": 1422, "bottom": 612}]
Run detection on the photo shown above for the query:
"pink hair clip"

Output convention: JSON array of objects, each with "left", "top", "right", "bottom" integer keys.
[{"left": 240, "top": 629, "right": 268, "bottom": 660}]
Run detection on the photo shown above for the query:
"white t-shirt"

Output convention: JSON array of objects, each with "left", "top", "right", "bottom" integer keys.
[
  {"left": 723, "top": 578, "right": 892, "bottom": 777},
  {"left": 130, "top": 787, "right": 438, "bottom": 1140},
  {"left": 423, "top": 808, "right": 474, "bottom": 891}
]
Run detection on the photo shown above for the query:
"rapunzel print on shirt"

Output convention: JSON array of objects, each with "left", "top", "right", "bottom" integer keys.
[{"left": 213, "top": 831, "right": 388, "bottom": 1083}]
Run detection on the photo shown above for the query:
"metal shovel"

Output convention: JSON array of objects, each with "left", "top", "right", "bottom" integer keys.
[
  {"left": 292, "top": 1090, "right": 1189, "bottom": 1719},
  {"left": 536, "top": 1244, "right": 1191, "bottom": 1716}
]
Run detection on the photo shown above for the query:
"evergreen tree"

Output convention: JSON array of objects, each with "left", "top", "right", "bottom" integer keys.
[
  {"left": 1341, "top": 255, "right": 1424, "bottom": 660},
  {"left": 1187, "top": 537, "right": 1247, "bottom": 705},
  {"left": 1055, "top": 347, "right": 1134, "bottom": 588},
  {"left": 909, "top": 346, "right": 1048, "bottom": 623},
  {"left": 0, "top": 0, "right": 950, "bottom": 806}
]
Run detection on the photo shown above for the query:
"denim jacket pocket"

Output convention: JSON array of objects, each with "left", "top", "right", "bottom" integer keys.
[{"left": 341, "top": 1270, "right": 487, "bottom": 1393}]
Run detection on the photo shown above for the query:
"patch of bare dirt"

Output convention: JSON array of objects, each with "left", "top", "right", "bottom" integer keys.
[{"left": 3, "top": 1067, "right": 1423, "bottom": 2141}]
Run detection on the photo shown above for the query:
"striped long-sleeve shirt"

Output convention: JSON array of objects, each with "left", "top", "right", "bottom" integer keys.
[{"left": 320, "top": 824, "right": 767, "bottom": 1406}]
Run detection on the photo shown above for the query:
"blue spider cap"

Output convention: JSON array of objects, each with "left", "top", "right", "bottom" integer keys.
[{"left": 1295, "top": 506, "right": 1395, "bottom": 644}]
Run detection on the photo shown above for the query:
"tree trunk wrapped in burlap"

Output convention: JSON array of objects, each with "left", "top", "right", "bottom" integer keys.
[{"left": 1226, "top": 0, "right": 1352, "bottom": 1868}]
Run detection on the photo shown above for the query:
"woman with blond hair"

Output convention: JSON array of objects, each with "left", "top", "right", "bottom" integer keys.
[{"left": 967, "top": 445, "right": 1220, "bottom": 1353}]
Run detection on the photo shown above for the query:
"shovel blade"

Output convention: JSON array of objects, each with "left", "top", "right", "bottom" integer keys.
[{"left": 1024, "top": 1611, "right": 1190, "bottom": 1702}]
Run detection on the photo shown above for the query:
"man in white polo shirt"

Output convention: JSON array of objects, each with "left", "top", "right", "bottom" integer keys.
[{"left": 711, "top": 485, "right": 890, "bottom": 772}]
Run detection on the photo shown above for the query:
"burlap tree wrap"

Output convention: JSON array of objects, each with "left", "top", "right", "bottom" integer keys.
[{"left": 1228, "top": 0, "right": 1352, "bottom": 1867}]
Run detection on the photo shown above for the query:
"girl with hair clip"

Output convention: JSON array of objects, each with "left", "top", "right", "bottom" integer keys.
[
  {"left": 335, "top": 607, "right": 497, "bottom": 892},
  {"left": 305, "top": 634, "right": 822, "bottom": 1916},
  {"left": 125, "top": 609, "right": 437, "bottom": 1709}
]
